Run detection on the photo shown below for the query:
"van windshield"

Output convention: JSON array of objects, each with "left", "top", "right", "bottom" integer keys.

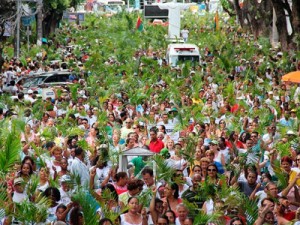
[{"left": 178, "top": 55, "right": 199, "bottom": 63}]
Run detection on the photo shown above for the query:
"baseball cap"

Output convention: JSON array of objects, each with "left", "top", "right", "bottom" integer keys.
[
  {"left": 59, "top": 175, "right": 71, "bottom": 183},
  {"left": 28, "top": 90, "right": 33, "bottom": 94},
  {"left": 14, "top": 177, "right": 24, "bottom": 186},
  {"left": 211, "top": 140, "right": 219, "bottom": 145},
  {"left": 287, "top": 130, "right": 296, "bottom": 135}
]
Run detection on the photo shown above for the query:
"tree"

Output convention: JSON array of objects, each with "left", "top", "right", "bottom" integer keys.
[
  {"left": 231, "top": 0, "right": 273, "bottom": 39},
  {"left": 223, "top": 0, "right": 299, "bottom": 51},
  {"left": 42, "top": 0, "right": 85, "bottom": 37}
]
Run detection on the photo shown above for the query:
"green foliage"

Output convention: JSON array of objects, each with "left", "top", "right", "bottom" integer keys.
[
  {"left": 13, "top": 195, "right": 51, "bottom": 223},
  {"left": 40, "top": 126, "right": 57, "bottom": 141},
  {"left": 0, "top": 122, "right": 22, "bottom": 173},
  {"left": 72, "top": 190, "right": 100, "bottom": 225},
  {"left": 151, "top": 155, "right": 176, "bottom": 183}
]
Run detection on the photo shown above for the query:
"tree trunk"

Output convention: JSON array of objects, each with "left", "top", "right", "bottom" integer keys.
[
  {"left": 292, "top": 0, "right": 300, "bottom": 34},
  {"left": 0, "top": 48, "right": 4, "bottom": 73},
  {"left": 36, "top": 0, "right": 43, "bottom": 45},
  {"left": 43, "top": 13, "right": 61, "bottom": 37},
  {"left": 233, "top": 0, "right": 244, "bottom": 27},
  {"left": 271, "top": 0, "right": 289, "bottom": 50}
]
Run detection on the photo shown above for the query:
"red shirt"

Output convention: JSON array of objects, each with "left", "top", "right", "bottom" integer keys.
[{"left": 149, "top": 139, "right": 164, "bottom": 153}]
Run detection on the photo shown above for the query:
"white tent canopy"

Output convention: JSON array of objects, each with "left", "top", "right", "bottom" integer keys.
[{"left": 118, "top": 147, "right": 155, "bottom": 172}]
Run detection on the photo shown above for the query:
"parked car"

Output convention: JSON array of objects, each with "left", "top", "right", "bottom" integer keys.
[{"left": 15, "top": 71, "right": 77, "bottom": 94}]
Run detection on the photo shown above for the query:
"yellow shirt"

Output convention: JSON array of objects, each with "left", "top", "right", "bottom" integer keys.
[{"left": 289, "top": 170, "right": 300, "bottom": 187}]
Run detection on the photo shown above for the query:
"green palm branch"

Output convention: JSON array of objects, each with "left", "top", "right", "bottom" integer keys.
[
  {"left": 151, "top": 155, "right": 176, "bottom": 183},
  {"left": 72, "top": 190, "right": 101, "bottom": 225},
  {"left": 0, "top": 126, "right": 22, "bottom": 173},
  {"left": 194, "top": 209, "right": 223, "bottom": 225},
  {"left": 13, "top": 194, "right": 51, "bottom": 224}
]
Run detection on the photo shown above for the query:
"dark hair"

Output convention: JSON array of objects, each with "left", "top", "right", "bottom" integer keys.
[
  {"left": 127, "top": 179, "right": 140, "bottom": 191},
  {"left": 21, "top": 156, "right": 35, "bottom": 168},
  {"left": 261, "top": 172, "right": 272, "bottom": 181},
  {"left": 18, "top": 92, "right": 24, "bottom": 99},
  {"left": 142, "top": 168, "right": 153, "bottom": 177},
  {"left": 92, "top": 155, "right": 108, "bottom": 167},
  {"left": 69, "top": 206, "right": 83, "bottom": 225},
  {"left": 169, "top": 183, "right": 179, "bottom": 199},
  {"left": 99, "top": 218, "right": 113, "bottom": 225},
  {"left": 155, "top": 198, "right": 163, "bottom": 205},
  {"left": 149, "top": 127, "right": 158, "bottom": 134},
  {"left": 56, "top": 204, "right": 67, "bottom": 212},
  {"left": 81, "top": 118, "right": 88, "bottom": 123},
  {"left": 20, "top": 162, "right": 34, "bottom": 175},
  {"left": 158, "top": 125, "right": 167, "bottom": 134},
  {"left": 45, "top": 141, "right": 56, "bottom": 149},
  {"left": 246, "top": 169, "right": 258, "bottom": 179},
  {"left": 157, "top": 214, "right": 169, "bottom": 224},
  {"left": 207, "top": 163, "right": 218, "bottom": 173},
  {"left": 128, "top": 196, "right": 139, "bottom": 204},
  {"left": 281, "top": 156, "right": 293, "bottom": 165},
  {"left": 239, "top": 132, "right": 251, "bottom": 143},
  {"left": 75, "top": 147, "right": 84, "bottom": 156},
  {"left": 69, "top": 113, "right": 76, "bottom": 120},
  {"left": 114, "top": 172, "right": 127, "bottom": 182},
  {"left": 229, "top": 217, "right": 244, "bottom": 225},
  {"left": 102, "top": 184, "right": 118, "bottom": 202},
  {"left": 43, "top": 187, "right": 61, "bottom": 202},
  {"left": 164, "top": 210, "right": 176, "bottom": 219},
  {"left": 192, "top": 165, "right": 201, "bottom": 172}
]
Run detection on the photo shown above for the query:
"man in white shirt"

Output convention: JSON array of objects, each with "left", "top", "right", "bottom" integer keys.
[
  {"left": 157, "top": 111, "right": 179, "bottom": 142},
  {"left": 9, "top": 177, "right": 27, "bottom": 203},
  {"left": 70, "top": 147, "right": 90, "bottom": 187}
]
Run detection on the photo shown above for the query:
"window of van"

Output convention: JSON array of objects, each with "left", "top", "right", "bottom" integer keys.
[{"left": 44, "top": 75, "right": 69, "bottom": 83}]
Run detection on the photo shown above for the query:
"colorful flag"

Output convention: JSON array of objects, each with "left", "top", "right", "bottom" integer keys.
[
  {"left": 136, "top": 16, "right": 143, "bottom": 31},
  {"left": 214, "top": 11, "right": 219, "bottom": 31}
]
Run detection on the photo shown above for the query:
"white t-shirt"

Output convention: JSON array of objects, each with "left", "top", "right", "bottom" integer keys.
[
  {"left": 181, "top": 29, "right": 189, "bottom": 39},
  {"left": 157, "top": 118, "right": 179, "bottom": 142}
]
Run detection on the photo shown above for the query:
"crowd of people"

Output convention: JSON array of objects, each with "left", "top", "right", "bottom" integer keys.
[{"left": 0, "top": 12, "right": 300, "bottom": 225}]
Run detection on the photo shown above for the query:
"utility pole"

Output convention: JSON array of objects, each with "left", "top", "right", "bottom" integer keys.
[
  {"left": 15, "top": 0, "right": 21, "bottom": 58},
  {"left": 36, "top": 0, "right": 43, "bottom": 46},
  {"left": 14, "top": 0, "right": 39, "bottom": 58}
]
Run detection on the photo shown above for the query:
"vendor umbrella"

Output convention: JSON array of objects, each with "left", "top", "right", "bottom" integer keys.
[{"left": 281, "top": 71, "right": 300, "bottom": 83}]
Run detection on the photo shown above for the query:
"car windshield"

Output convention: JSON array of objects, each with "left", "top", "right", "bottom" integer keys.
[{"left": 23, "top": 76, "right": 45, "bottom": 88}]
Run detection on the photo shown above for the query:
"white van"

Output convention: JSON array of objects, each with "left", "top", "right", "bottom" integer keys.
[{"left": 166, "top": 43, "right": 201, "bottom": 67}]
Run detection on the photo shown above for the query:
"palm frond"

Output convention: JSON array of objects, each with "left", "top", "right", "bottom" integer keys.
[
  {"left": 151, "top": 155, "right": 176, "bottom": 183},
  {"left": 13, "top": 194, "right": 51, "bottom": 223},
  {"left": 0, "top": 129, "right": 21, "bottom": 173},
  {"left": 72, "top": 190, "right": 100, "bottom": 225}
]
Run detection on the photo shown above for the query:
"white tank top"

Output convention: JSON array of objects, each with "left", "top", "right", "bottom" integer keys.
[{"left": 120, "top": 214, "right": 143, "bottom": 225}]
